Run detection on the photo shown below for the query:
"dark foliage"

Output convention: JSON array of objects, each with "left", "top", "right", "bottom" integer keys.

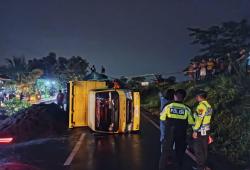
[{"left": 188, "top": 19, "right": 250, "bottom": 60}]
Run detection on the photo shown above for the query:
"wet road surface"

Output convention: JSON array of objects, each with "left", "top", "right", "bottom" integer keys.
[
  {"left": 0, "top": 111, "right": 239, "bottom": 170},
  {"left": 0, "top": 113, "right": 163, "bottom": 170}
]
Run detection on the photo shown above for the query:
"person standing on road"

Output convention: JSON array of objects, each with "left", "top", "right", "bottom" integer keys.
[
  {"left": 192, "top": 90, "right": 213, "bottom": 170},
  {"left": 159, "top": 89, "right": 194, "bottom": 170},
  {"left": 63, "top": 90, "right": 67, "bottom": 111},
  {"left": 159, "top": 89, "right": 175, "bottom": 151},
  {"left": 57, "top": 90, "right": 64, "bottom": 109}
]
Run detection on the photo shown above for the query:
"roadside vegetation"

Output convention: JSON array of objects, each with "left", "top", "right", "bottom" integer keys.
[
  {"left": 140, "top": 72, "right": 250, "bottom": 167},
  {"left": 3, "top": 99, "right": 31, "bottom": 116},
  {"left": 140, "top": 19, "right": 250, "bottom": 167}
]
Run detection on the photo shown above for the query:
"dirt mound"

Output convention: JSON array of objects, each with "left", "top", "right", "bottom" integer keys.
[{"left": 0, "top": 103, "right": 68, "bottom": 143}]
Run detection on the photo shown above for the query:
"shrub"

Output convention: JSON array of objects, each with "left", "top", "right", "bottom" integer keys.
[{"left": 3, "top": 99, "right": 31, "bottom": 116}]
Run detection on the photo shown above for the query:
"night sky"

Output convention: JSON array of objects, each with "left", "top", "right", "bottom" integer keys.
[{"left": 0, "top": 0, "right": 250, "bottom": 79}]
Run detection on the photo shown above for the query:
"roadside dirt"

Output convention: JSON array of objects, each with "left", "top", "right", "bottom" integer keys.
[{"left": 0, "top": 103, "right": 68, "bottom": 143}]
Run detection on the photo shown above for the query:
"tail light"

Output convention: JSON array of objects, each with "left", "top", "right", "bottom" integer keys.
[{"left": 0, "top": 137, "right": 13, "bottom": 144}]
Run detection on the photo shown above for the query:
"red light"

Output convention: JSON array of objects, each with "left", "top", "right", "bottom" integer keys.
[{"left": 0, "top": 137, "right": 13, "bottom": 143}]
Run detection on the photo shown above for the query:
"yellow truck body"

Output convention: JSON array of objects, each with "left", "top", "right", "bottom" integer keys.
[
  {"left": 68, "top": 81, "right": 107, "bottom": 128},
  {"left": 68, "top": 81, "right": 140, "bottom": 133}
]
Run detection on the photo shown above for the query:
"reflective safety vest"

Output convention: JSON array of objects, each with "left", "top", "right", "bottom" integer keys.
[
  {"left": 160, "top": 102, "right": 194, "bottom": 125},
  {"left": 193, "top": 100, "right": 213, "bottom": 132}
]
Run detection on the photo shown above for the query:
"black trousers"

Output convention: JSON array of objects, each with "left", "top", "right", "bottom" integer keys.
[
  {"left": 193, "top": 134, "right": 208, "bottom": 170},
  {"left": 159, "top": 125, "right": 187, "bottom": 170}
]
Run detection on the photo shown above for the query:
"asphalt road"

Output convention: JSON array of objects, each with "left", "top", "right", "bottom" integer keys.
[
  {"left": 0, "top": 113, "right": 163, "bottom": 170},
  {"left": 0, "top": 111, "right": 240, "bottom": 170}
]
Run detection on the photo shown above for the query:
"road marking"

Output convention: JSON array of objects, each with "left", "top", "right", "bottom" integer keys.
[
  {"left": 142, "top": 112, "right": 197, "bottom": 162},
  {"left": 185, "top": 149, "right": 197, "bottom": 162},
  {"left": 141, "top": 113, "right": 160, "bottom": 130},
  {"left": 64, "top": 133, "right": 86, "bottom": 166}
]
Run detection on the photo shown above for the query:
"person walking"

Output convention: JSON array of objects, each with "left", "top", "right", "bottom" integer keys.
[
  {"left": 159, "top": 89, "right": 194, "bottom": 170},
  {"left": 57, "top": 90, "right": 64, "bottom": 109},
  {"left": 192, "top": 90, "right": 213, "bottom": 170},
  {"left": 159, "top": 89, "right": 175, "bottom": 151}
]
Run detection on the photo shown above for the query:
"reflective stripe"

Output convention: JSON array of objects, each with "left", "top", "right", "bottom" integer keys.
[
  {"left": 201, "top": 102, "right": 213, "bottom": 116},
  {"left": 205, "top": 108, "right": 212, "bottom": 116},
  {"left": 160, "top": 102, "right": 193, "bottom": 121},
  {"left": 198, "top": 124, "right": 210, "bottom": 132},
  {"left": 197, "top": 114, "right": 204, "bottom": 118}
]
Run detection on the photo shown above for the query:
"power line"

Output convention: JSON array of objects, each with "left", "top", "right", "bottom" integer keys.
[{"left": 124, "top": 71, "right": 183, "bottom": 79}]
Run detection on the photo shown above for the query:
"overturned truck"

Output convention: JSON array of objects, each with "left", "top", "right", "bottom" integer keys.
[{"left": 67, "top": 81, "right": 140, "bottom": 133}]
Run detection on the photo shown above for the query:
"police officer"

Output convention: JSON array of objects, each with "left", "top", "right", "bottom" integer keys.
[
  {"left": 159, "top": 89, "right": 194, "bottom": 170},
  {"left": 159, "top": 89, "right": 175, "bottom": 151},
  {"left": 192, "top": 90, "right": 213, "bottom": 170}
]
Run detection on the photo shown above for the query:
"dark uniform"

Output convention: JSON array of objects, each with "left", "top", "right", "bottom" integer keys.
[
  {"left": 193, "top": 100, "right": 213, "bottom": 170},
  {"left": 159, "top": 102, "right": 194, "bottom": 170}
]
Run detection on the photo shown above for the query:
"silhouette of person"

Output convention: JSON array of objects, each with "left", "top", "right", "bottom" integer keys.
[
  {"left": 91, "top": 65, "right": 96, "bottom": 72},
  {"left": 101, "top": 66, "right": 106, "bottom": 74}
]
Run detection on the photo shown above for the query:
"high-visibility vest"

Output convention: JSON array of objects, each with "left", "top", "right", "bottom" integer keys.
[
  {"left": 193, "top": 100, "right": 213, "bottom": 132},
  {"left": 160, "top": 102, "right": 194, "bottom": 125}
]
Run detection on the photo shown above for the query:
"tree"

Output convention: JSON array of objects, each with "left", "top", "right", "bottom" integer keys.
[
  {"left": 28, "top": 53, "right": 88, "bottom": 77},
  {"left": 6, "top": 53, "right": 90, "bottom": 88},
  {"left": 131, "top": 77, "right": 146, "bottom": 82},
  {"left": 43, "top": 52, "right": 57, "bottom": 76},
  {"left": 67, "top": 56, "right": 89, "bottom": 77},
  {"left": 5, "top": 56, "right": 27, "bottom": 84},
  {"left": 56, "top": 56, "right": 89, "bottom": 81},
  {"left": 27, "top": 52, "right": 57, "bottom": 76},
  {"left": 57, "top": 57, "right": 68, "bottom": 71},
  {"left": 119, "top": 76, "right": 128, "bottom": 83},
  {"left": 166, "top": 76, "right": 176, "bottom": 84},
  {"left": 188, "top": 19, "right": 250, "bottom": 60}
]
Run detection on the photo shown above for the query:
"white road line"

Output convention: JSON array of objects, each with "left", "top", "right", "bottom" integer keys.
[
  {"left": 142, "top": 112, "right": 197, "bottom": 162},
  {"left": 64, "top": 133, "right": 86, "bottom": 166},
  {"left": 141, "top": 113, "right": 160, "bottom": 130},
  {"left": 185, "top": 149, "right": 197, "bottom": 162}
]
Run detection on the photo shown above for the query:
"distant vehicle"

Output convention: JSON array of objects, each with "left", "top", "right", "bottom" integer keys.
[{"left": 67, "top": 81, "right": 140, "bottom": 133}]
